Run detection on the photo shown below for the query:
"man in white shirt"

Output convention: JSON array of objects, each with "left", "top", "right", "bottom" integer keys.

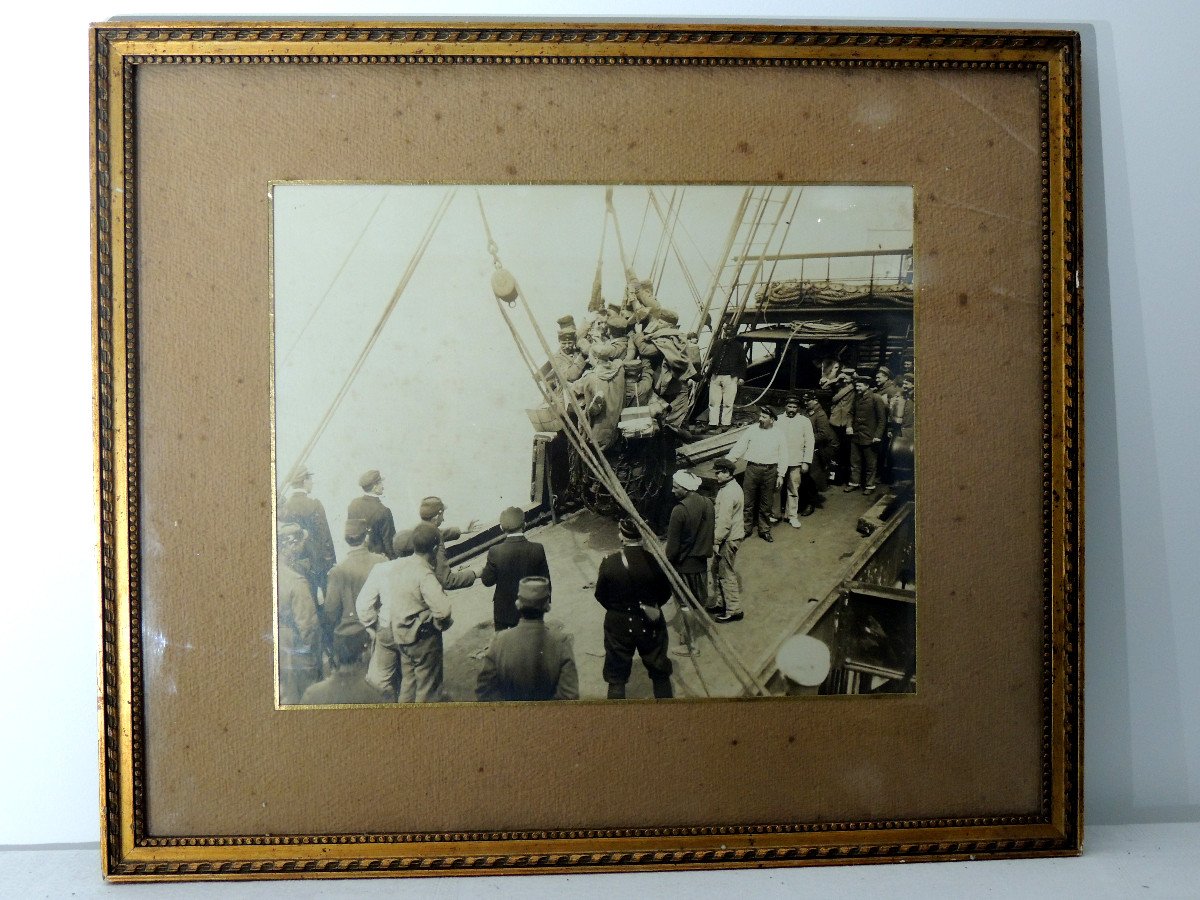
[
  {"left": 356, "top": 522, "right": 455, "bottom": 702},
  {"left": 727, "top": 407, "right": 787, "bottom": 542},
  {"left": 776, "top": 394, "right": 815, "bottom": 529}
]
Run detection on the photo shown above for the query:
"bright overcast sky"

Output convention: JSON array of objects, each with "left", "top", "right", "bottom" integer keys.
[{"left": 273, "top": 184, "right": 911, "bottom": 538}]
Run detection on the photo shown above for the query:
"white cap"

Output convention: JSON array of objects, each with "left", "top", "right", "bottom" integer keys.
[
  {"left": 775, "top": 635, "right": 832, "bottom": 687},
  {"left": 672, "top": 470, "right": 702, "bottom": 491}
]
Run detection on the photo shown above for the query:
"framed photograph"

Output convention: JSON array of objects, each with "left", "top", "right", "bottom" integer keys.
[{"left": 93, "top": 21, "right": 1083, "bottom": 880}]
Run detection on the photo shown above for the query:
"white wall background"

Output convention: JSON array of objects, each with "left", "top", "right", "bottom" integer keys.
[{"left": 2, "top": 0, "right": 1196, "bottom": 860}]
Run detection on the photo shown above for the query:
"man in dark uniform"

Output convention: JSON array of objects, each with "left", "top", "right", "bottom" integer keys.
[
  {"left": 476, "top": 576, "right": 579, "bottom": 702},
  {"left": 594, "top": 518, "right": 675, "bottom": 700},
  {"left": 846, "top": 374, "right": 888, "bottom": 494},
  {"left": 346, "top": 469, "right": 397, "bottom": 559},
  {"left": 277, "top": 522, "right": 320, "bottom": 704},
  {"left": 322, "top": 518, "right": 388, "bottom": 641},
  {"left": 874, "top": 366, "right": 903, "bottom": 483},
  {"left": 874, "top": 365, "right": 902, "bottom": 406},
  {"left": 280, "top": 466, "right": 337, "bottom": 602},
  {"left": 803, "top": 390, "right": 839, "bottom": 510},
  {"left": 898, "top": 373, "right": 916, "bottom": 440},
  {"left": 707, "top": 323, "right": 747, "bottom": 428},
  {"left": 300, "top": 619, "right": 391, "bottom": 706},
  {"left": 480, "top": 506, "right": 551, "bottom": 633},
  {"left": 664, "top": 469, "right": 717, "bottom": 655}
]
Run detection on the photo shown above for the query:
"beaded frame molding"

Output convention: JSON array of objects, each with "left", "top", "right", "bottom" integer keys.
[{"left": 92, "top": 21, "right": 1083, "bottom": 881}]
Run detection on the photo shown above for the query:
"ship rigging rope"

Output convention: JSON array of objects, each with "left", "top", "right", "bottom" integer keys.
[
  {"left": 476, "top": 192, "right": 770, "bottom": 699},
  {"left": 690, "top": 187, "right": 790, "bottom": 420},
  {"left": 280, "top": 187, "right": 457, "bottom": 494},
  {"left": 723, "top": 186, "right": 796, "bottom": 341},
  {"left": 648, "top": 186, "right": 679, "bottom": 294},
  {"left": 766, "top": 190, "right": 804, "bottom": 287},
  {"left": 594, "top": 202, "right": 609, "bottom": 276},
  {"left": 725, "top": 189, "right": 808, "bottom": 412},
  {"left": 734, "top": 323, "right": 809, "bottom": 409},
  {"left": 695, "top": 187, "right": 753, "bottom": 341},
  {"left": 282, "top": 191, "right": 389, "bottom": 365},
  {"left": 646, "top": 188, "right": 703, "bottom": 311},
  {"left": 630, "top": 190, "right": 653, "bottom": 276}
]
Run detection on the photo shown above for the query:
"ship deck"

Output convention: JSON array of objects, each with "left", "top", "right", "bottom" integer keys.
[{"left": 439, "top": 486, "right": 882, "bottom": 702}]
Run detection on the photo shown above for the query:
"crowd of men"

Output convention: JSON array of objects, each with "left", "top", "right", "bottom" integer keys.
[
  {"left": 822, "top": 362, "right": 916, "bottom": 493},
  {"left": 275, "top": 464, "right": 676, "bottom": 704},
  {"left": 276, "top": 469, "right": 489, "bottom": 705}
]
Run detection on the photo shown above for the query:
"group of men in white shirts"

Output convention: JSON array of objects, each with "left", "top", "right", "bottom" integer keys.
[{"left": 725, "top": 393, "right": 817, "bottom": 543}]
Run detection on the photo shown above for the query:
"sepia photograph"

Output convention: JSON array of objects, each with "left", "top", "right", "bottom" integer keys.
[{"left": 272, "top": 183, "right": 916, "bottom": 706}]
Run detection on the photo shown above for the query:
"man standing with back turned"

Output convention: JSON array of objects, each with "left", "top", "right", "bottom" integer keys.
[
  {"left": 665, "top": 469, "right": 717, "bottom": 654},
  {"left": 356, "top": 522, "right": 455, "bottom": 703},
  {"left": 594, "top": 518, "right": 675, "bottom": 700},
  {"left": 280, "top": 466, "right": 337, "bottom": 603},
  {"left": 476, "top": 576, "right": 578, "bottom": 702},
  {"left": 347, "top": 469, "right": 397, "bottom": 560},
  {"left": 480, "top": 506, "right": 551, "bottom": 633}
]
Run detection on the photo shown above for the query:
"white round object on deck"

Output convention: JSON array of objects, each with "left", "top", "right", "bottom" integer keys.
[{"left": 776, "top": 635, "right": 832, "bottom": 687}]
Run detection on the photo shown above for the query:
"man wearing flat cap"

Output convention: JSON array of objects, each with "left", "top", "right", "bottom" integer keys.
[
  {"left": 710, "top": 458, "right": 746, "bottom": 623},
  {"left": 898, "top": 374, "right": 916, "bottom": 440},
  {"left": 874, "top": 366, "right": 902, "bottom": 483},
  {"left": 777, "top": 394, "right": 815, "bottom": 529},
  {"left": 476, "top": 576, "right": 578, "bottom": 702},
  {"left": 280, "top": 466, "right": 337, "bottom": 602},
  {"left": 322, "top": 517, "right": 389, "bottom": 644},
  {"left": 603, "top": 311, "right": 634, "bottom": 361},
  {"left": 594, "top": 518, "right": 675, "bottom": 699},
  {"left": 803, "top": 391, "right": 839, "bottom": 502},
  {"left": 300, "top": 619, "right": 391, "bottom": 706},
  {"left": 874, "top": 365, "right": 902, "bottom": 405},
  {"left": 846, "top": 374, "right": 888, "bottom": 494},
  {"left": 346, "top": 469, "right": 398, "bottom": 560},
  {"left": 480, "top": 506, "right": 551, "bottom": 633},
  {"left": 727, "top": 406, "right": 787, "bottom": 541},
  {"left": 393, "top": 496, "right": 479, "bottom": 591},
  {"left": 828, "top": 369, "right": 857, "bottom": 485},
  {"left": 277, "top": 522, "right": 320, "bottom": 704}
]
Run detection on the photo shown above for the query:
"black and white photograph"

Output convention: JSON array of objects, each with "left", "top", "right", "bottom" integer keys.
[{"left": 272, "top": 183, "right": 916, "bottom": 705}]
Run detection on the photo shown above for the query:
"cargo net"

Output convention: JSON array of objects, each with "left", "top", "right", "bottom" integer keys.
[
  {"left": 756, "top": 279, "right": 914, "bottom": 309},
  {"left": 562, "top": 430, "right": 676, "bottom": 529}
]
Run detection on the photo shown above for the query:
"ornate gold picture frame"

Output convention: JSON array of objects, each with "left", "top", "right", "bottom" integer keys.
[{"left": 92, "top": 21, "right": 1083, "bottom": 881}]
